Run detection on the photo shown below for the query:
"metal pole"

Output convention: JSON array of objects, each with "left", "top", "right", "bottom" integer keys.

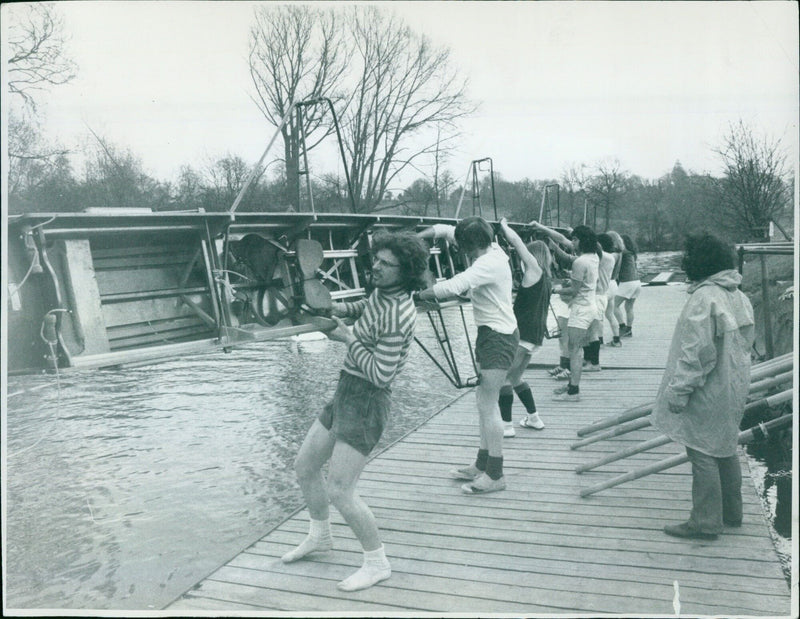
[
  {"left": 297, "top": 106, "right": 316, "bottom": 215},
  {"left": 230, "top": 101, "right": 296, "bottom": 217},
  {"left": 485, "top": 158, "right": 497, "bottom": 221},
  {"left": 453, "top": 164, "right": 471, "bottom": 220},
  {"left": 759, "top": 254, "right": 775, "bottom": 359}
]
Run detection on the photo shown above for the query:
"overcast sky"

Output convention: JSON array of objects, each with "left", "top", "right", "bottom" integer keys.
[{"left": 4, "top": 1, "right": 799, "bottom": 189}]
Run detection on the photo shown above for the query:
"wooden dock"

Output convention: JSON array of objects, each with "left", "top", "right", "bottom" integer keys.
[{"left": 167, "top": 284, "right": 792, "bottom": 615}]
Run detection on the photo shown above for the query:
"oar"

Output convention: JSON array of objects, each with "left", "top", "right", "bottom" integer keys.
[
  {"left": 749, "top": 354, "right": 793, "bottom": 382},
  {"left": 575, "top": 354, "right": 793, "bottom": 438},
  {"left": 576, "top": 388, "right": 793, "bottom": 474},
  {"left": 576, "top": 434, "right": 672, "bottom": 473},
  {"left": 576, "top": 403, "right": 653, "bottom": 437},
  {"left": 571, "top": 417, "right": 653, "bottom": 450},
  {"left": 747, "top": 371, "right": 793, "bottom": 395},
  {"left": 571, "top": 371, "right": 793, "bottom": 450},
  {"left": 580, "top": 412, "right": 793, "bottom": 497}
]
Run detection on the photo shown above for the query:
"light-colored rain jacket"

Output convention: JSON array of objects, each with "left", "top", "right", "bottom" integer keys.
[{"left": 652, "top": 270, "right": 755, "bottom": 457}]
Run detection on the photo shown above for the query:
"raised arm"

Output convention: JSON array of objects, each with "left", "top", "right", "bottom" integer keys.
[
  {"left": 529, "top": 220, "right": 573, "bottom": 249},
  {"left": 499, "top": 218, "right": 542, "bottom": 284},
  {"left": 550, "top": 241, "right": 575, "bottom": 267},
  {"left": 417, "top": 223, "right": 456, "bottom": 244}
]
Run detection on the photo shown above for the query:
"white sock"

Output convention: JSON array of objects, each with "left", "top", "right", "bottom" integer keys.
[
  {"left": 337, "top": 545, "right": 391, "bottom": 592},
  {"left": 281, "top": 517, "right": 332, "bottom": 563}
]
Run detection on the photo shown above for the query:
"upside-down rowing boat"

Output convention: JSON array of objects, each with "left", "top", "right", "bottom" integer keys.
[{"left": 6, "top": 209, "right": 550, "bottom": 378}]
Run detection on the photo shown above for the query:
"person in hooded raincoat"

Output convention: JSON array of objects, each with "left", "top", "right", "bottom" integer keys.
[{"left": 653, "top": 232, "right": 754, "bottom": 540}]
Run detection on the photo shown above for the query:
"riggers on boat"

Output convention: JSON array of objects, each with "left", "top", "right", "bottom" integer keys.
[{"left": 6, "top": 210, "right": 550, "bottom": 375}]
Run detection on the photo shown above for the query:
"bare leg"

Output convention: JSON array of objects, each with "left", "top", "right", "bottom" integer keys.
[
  {"left": 506, "top": 346, "right": 533, "bottom": 387},
  {"left": 613, "top": 296, "right": 626, "bottom": 326},
  {"left": 624, "top": 298, "right": 636, "bottom": 328},
  {"left": 476, "top": 368, "right": 508, "bottom": 457},
  {"left": 327, "top": 440, "right": 391, "bottom": 591},
  {"left": 605, "top": 301, "right": 619, "bottom": 337},
  {"left": 326, "top": 441, "right": 377, "bottom": 550},
  {"left": 282, "top": 420, "right": 336, "bottom": 563},
  {"left": 567, "top": 326, "right": 586, "bottom": 387},
  {"left": 294, "top": 420, "right": 336, "bottom": 520}
]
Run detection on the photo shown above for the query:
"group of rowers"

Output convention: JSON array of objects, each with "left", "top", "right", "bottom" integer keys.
[{"left": 280, "top": 216, "right": 754, "bottom": 591}]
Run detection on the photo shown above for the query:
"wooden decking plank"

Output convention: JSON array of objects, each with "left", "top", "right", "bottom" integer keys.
[
  {"left": 168, "top": 284, "right": 790, "bottom": 614},
  {"left": 348, "top": 498, "right": 769, "bottom": 543},
  {"left": 203, "top": 564, "right": 549, "bottom": 613},
  {"left": 355, "top": 472, "right": 765, "bottom": 511},
  {"left": 248, "top": 536, "right": 787, "bottom": 614},
  {"left": 353, "top": 483, "right": 767, "bottom": 521},
  {"left": 222, "top": 549, "right": 769, "bottom": 616},
  {"left": 277, "top": 517, "right": 783, "bottom": 569},
  {"left": 254, "top": 536, "right": 791, "bottom": 599},
  {"left": 175, "top": 577, "right": 415, "bottom": 612}
]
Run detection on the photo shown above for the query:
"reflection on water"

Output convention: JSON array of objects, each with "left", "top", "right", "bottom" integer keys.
[{"left": 5, "top": 314, "right": 471, "bottom": 610}]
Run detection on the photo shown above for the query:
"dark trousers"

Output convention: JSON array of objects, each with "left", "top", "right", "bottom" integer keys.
[{"left": 686, "top": 446, "right": 743, "bottom": 534}]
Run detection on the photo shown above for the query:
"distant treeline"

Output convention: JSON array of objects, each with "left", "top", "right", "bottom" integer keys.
[{"left": 8, "top": 147, "right": 793, "bottom": 251}]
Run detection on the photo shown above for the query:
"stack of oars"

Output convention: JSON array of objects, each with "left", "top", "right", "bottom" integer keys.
[{"left": 573, "top": 353, "right": 794, "bottom": 497}]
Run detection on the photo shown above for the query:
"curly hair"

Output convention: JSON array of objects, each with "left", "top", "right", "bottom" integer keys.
[
  {"left": 454, "top": 217, "right": 494, "bottom": 253},
  {"left": 681, "top": 231, "right": 735, "bottom": 282},
  {"left": 571, "top": 225, "right": 597, "bottom": 255},
  {"left": 371, "top": 231, "right": 430, "bottom": 292},
  {"left": 597, "top": 233, "right": 615, "bottom": 253}
]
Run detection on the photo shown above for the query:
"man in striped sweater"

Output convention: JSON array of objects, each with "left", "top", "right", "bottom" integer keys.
[{"left": 281, "top": 232, "right": 428, "bottom": 593}]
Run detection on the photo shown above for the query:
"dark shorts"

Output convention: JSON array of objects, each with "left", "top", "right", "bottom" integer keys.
[
  {"left": 318, "top": 371, "right": 391, "bottom": 456},
  {"left": 474, "top": 326, "right": 519, "bottom": 370}
]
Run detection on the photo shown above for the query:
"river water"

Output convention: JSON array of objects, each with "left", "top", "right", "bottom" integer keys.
[
  {"left": 4, "top": 310, "right": 469, "bottom": 610},
  {"left": 3, "top": 252, "right": 791, "bottom": 610}
]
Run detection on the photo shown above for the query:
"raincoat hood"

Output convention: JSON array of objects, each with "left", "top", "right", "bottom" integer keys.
[{"left": 688, "top": 269, "right": 742, "bottom": 294}]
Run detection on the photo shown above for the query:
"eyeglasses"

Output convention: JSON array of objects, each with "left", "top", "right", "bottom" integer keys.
[{"left": 372, "top": 257, "right": 401, "bottom": 269}]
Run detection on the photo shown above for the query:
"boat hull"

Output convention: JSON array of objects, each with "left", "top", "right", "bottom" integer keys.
[{"left": 7, "top": 211, "right": 519, "bottom": 373}]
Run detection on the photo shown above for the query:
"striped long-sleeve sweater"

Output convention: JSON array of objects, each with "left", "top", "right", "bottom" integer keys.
[{"left": 339, "top": 284, "right": 417, "bottom": 389}]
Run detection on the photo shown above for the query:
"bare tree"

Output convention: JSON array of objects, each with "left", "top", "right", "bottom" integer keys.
[
  {"left": 560, "top": 163, "right": 591, "bottom": 226},
  {"left": 7, "top": 2, "right": 77, "bottom": 110},
  {"left": 341, "top": 7, "right": 474, "bottom": 212},
  {"left": 248, "top": 5, "right": 348, "bottom": 211},
  {"left": 710, "top": 120, "right": 792, "bottom": 240},
  {"left": 7, "top": 3, "right": 77, "bottom": 211},
  {"left": 81, "top": 131, "right": 170, "bottom": 209},
  {"left": 588, "top": 158, "right": 627, "bottom": 231},
  {"left": 202, "top": 155, "right": 255, "bottom": 210}
]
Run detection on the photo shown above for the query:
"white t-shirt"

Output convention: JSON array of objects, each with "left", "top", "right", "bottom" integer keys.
[
  {"left": 570, "top": 253, "right": 599, "bottom": 307},
  {"left": 597, "top": 251, "right": 615, "bottom": 296},
  {"left": 430, "top": 225, "right": 517, "bottom": 334}
]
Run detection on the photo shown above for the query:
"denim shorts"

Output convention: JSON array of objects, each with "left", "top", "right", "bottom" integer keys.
[
  {"left": 474, "top": 326, "right": 519, "bottom": 370},
  {"left": 318, "top": 371, "right": 391, "bottom": 456}
]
